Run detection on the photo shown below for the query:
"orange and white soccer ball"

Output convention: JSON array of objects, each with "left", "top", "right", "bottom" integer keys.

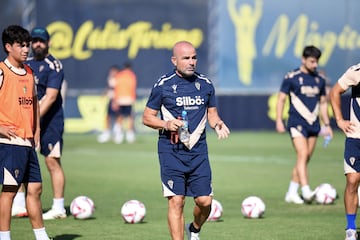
[
  {"left": 70, "top": 196, "right": 95, "bottom": 219},
  {"left": 121, "top": 200, "right": 146, "bottom": 224},
  {"left": 207, "top": 199, "right": 223, "bottom": 221},
  {"left": 315, "top": 183, "right": 337, "bottom": 204},
  {"left": 241, "top": 196, "right": 265, "bottom": 218}
]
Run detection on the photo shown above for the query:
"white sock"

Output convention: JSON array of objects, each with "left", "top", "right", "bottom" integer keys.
[
  {"left": 288, "top": 181, "right": 299, "bottom": 195},
  {"left": 33, "top": 227, "right": 50, "bottom": 240},
  {"left": 13, "top": 191, "right": 26, "bottom": 208},
  {"left": 53, "top": 198, "right": 65, "bottom": 211},
  {"left": 0, "top": 231, "right": 11, "bottom": 240},
  {"left": 301, "top": 185, "right": 312, "bottom": 196},
  {"left": 126, "top": 130, "right": 135, "bottom": 142},
  {"left": 102, "top": 129, "right": 110, "bottom": 135},
  {"left": 113, "top": 124, "right": 122, "bottom": 134}
]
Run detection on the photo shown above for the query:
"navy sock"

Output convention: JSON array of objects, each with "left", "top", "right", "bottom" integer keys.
[{"left": 189, "top": 223, "right": 200, "bottom": 233}]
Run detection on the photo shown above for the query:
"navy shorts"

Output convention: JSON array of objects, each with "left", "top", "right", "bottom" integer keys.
[
  {"left": 118, "top": 105, "right": 132, "bottom": 117},
  {"left": 158, "top": 152, "right": 213, "bottom": 197},
  {"left": 111, "top": 105, "right": 132, "bottom": 117},
  {"left": 344, "top": 138, "right": 360, "bottom": 174},
  {"left": 0, "top": 144, "right": 42, "bottom": 185},
  {"left": 40, "top": 122, "right": 64, "bottom": 158},
  {"left": 107, "top": 99, "right": 117, "bottom": 117},
  {"left": 288, "top": 123, "right": 320, "bottom": 138}
]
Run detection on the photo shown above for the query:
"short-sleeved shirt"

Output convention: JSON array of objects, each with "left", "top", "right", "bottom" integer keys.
[
  {"left": 26, "top": 54, "right": 64, "bottom": 123},
  {"left": 336, "top": 64, "right": 360, "bottom": 173},
  {"left": 280, "top": 68, "right": 326, "bottom": 130},
  {"left": 146, "top": 70, "right": 217, "bottom": 155},
  {"left": 337, "top": 63, "right": 360, "bottom": 139},
  {"left": 26, "top": 54, "right": 64, "bottom": 128},
  {"left": 26, "top": 55, "right": 64, "bottom": 156}
]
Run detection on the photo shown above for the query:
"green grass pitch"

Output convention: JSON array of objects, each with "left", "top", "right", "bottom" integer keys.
[{"left": 11, "top": 130, "right": 349, "bottom": 239}]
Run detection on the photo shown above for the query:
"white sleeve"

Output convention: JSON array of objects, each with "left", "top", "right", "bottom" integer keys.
[{"left": 338, "top": 63, "right": 360, "bottom": 91}]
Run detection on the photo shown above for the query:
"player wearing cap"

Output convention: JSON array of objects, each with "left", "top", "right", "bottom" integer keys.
[{"left": 12, "top": 27, "right": 67, "bottom": 220}]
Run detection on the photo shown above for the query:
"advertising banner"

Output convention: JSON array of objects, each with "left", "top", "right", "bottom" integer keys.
[
  {"left": 35, "top": 0, "right": 208, "bottom": 91},
  {"left": 211, "top": 0, "right": 360, "bottom": 93},
  {"left": 1, "top": 0, "right": 359, "bottom": 131}
]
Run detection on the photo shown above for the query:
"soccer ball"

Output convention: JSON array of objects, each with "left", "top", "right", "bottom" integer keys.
[
  {"left": 241, "top": 196, "right": 265, "bottom": 218},
  {"left": 315, "top": 183, "right": 337, "bottom": 204},
  {"left": 70, "top": 196, "right": 95, "bottom": 219},
  {"left": 207, "top": 199, "right": 223, "bottom": 221},
  {"left": 121, "top": 200, "right": 146, "bottom": 224}
]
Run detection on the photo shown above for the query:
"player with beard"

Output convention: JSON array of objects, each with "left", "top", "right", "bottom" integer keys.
[
  {"left": 275, "top": 45, "right": 333, "bottom": 204},
  {"left": 12, "top": 27, "right": 66, "bottom": 220}
]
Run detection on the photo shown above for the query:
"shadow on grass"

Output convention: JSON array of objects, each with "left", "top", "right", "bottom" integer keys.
[
  {"left": 53, "top": 234, "right": 82, "bottom": 240},
  {"left": 42, "top": 205, "right": 71, "bottom": 215}
]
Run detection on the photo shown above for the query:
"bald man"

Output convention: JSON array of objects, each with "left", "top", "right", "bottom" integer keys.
[{"left": 142, "top": 41, "right": 230, "bottom": 240}]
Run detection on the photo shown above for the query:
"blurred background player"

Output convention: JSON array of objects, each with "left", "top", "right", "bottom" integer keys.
[
  {"left": 112, "top": 61, "right": 137, "bottom": 144},
  {"left": 97, "top": 65, "right": 120, "bottom": 143},
  {"left": 0, "top": 24, "right": 52, "bottom": 240},
  {"left": 12, "top": 27, "right": 67, "bottom": 220},
  {"left": 276, "top": 45, "right": 333, "bottom": 204}
]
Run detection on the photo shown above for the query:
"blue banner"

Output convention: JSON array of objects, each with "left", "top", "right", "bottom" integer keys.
[
  {"left": 212, "top": 0, "right": 360, "bottom": 93},
  {"left": 1, "top": 0, "right": 358, "bottom": 131},
  {"left": 35, "top": 0, "right": 208, "bottom": 90}
]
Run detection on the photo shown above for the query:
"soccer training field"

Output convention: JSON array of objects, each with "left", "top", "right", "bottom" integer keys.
[{"left": 12, "top": 130, "right": 348, "bottom": 239}]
